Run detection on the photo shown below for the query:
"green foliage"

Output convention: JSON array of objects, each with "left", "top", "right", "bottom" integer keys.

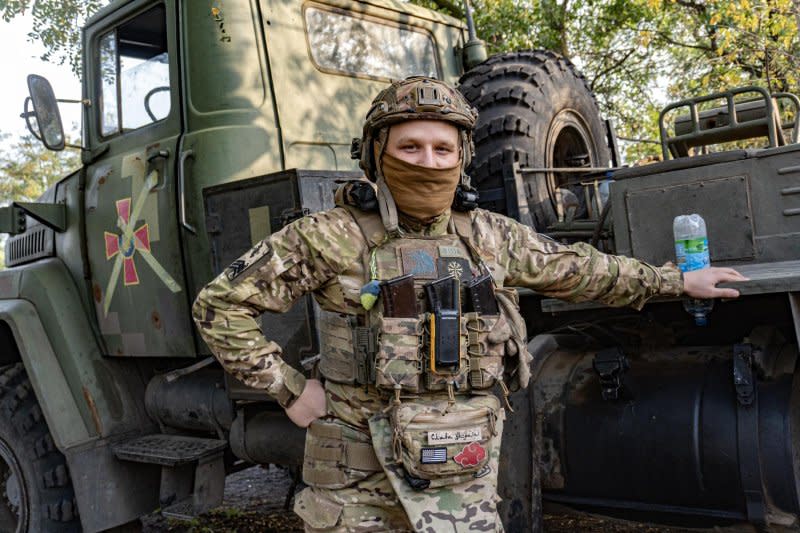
[
  {"left": 416, "top": 0, "right": 800, "bottom": 162},
  {"left": 1, "top": 0, "right": 106, "bottom": 75},
  {"left": 5, "top": 0, "right": 799, "bottom": 161},
  {"left": 0, "top": 133, "right": 80, "bottom": 267}
]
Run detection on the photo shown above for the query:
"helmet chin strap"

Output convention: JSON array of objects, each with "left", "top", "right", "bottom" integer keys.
[
  {"left": 375, "top": 175, "right": 400, "bottom": 236},
  {"left": 373, "top": 132, "right": 401, "bottom": 235}
]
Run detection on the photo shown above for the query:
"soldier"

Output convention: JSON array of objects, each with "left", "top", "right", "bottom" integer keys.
[{"left": 192, "top": 76, "right": 746, "bottom": 532}]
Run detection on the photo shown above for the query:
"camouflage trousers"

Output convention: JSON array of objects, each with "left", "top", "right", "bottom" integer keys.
[{"left": 293, "top": 384, "right": 505, "bottom": 533}]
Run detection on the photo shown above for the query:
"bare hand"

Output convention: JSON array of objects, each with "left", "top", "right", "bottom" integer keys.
[
  {"left": 285, "top": 379, "right": 326, "bottom": 428},
  {"left": 683, "top": 267, "right": 748, "bottom": 299}
]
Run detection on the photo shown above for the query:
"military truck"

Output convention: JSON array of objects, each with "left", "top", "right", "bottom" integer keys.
[{"left": 2, "top": 0, "right": 799, "bottom": 530}]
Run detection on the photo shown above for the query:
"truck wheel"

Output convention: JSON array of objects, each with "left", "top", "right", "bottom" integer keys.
[
  {"left": 459, "top": 50, "right": 610, "bottom": 230},
  {"left": 0, "top": 364, "right": 79, "bottom": 532}
]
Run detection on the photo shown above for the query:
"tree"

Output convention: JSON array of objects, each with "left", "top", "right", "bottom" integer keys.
[
  {"left": 5, "top": 0, "right": 800, "bottom": 161},
  {"left": 1, "top": 0, "right": 106, "bottom": 75},
  {"left": 0, "top": 133, "right": 80, "bottom": 267},
  {"left": 417, "top": 0, "right": 800, "bottom": 161}
]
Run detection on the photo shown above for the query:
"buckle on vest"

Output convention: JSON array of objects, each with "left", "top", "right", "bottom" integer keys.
[{"left": 352, "top": 325, "right": 377, "bottom": 385}]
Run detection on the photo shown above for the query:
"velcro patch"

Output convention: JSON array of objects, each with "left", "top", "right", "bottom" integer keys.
[
  {"left": 225, "top": 241, "right": 273, "bottom": 282},
  {"left": 420, "top": 447, "right": 447, "bottom": 464},
  {"left": 428, "top": 427, "right": 482, "bottom": 445},
  {"left": 401, "top": 247, "right": 437, "bottom": 279},
  {"left": 437, "top": 257, "right": 472, "bottom": 281},
  {"left": 454, "top": 442, "right": 486, "bottom": 467},
  {"left": 438, "top": 245, "right": 465, "bottom": 258}
]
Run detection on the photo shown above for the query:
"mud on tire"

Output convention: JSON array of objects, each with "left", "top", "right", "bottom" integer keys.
[
  {"left": 0, "top": 363, "right": 79, "bottom": 532},
  {"left": 459, "top": 50, "right": 610, "bottom": 230}
]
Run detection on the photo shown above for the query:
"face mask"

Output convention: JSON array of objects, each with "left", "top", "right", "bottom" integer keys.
[{"left": 380, "top": 152, "right": 460, "bottom": 221}]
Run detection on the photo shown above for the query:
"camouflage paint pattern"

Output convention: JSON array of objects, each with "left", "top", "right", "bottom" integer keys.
[{"left": 192, "top": 204, "right": 684, "bottom": 530}]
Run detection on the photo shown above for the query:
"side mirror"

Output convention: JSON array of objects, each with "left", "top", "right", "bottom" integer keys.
[{"left": 24, "top": 74, "right": 65, "bottom": 151}]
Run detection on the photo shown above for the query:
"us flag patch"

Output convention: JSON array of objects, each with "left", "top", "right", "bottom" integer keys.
[{"left": 420, "top": 447, "right": 447, "bottom": 464}]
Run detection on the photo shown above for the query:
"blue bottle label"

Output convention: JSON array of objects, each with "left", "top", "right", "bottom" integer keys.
[{"left": 675, "top": 238, "right": 709, "bottom": 272}]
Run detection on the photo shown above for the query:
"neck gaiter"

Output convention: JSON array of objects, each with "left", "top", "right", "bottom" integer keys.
[{"left": 380, "top": 152, "right": 460, "bottom": 221}]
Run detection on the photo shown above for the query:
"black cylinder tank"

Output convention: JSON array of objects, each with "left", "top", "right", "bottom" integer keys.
[{"left": 535, "top": 349, "right": 800, "bottom": 523}]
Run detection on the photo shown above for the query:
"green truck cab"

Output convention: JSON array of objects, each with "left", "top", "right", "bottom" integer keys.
[{"left": 2, "top": 2, "right": 472, "bottom": 531}]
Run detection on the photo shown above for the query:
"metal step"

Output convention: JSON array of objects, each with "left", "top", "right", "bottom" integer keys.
[
  {"left": 112, "top": 434, "right": 227, "bottom": 466},
  {"left": 160, "top": 498, "right": 195, "bottom": 521}
]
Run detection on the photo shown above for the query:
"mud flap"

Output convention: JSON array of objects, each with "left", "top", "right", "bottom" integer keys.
[{"left": 368, "top": 411, "right": 505, "bottom": 533}]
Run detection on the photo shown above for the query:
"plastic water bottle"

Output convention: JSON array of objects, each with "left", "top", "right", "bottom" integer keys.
[{"left": 673, "top": 214, "right": 713, "bottom": 326}]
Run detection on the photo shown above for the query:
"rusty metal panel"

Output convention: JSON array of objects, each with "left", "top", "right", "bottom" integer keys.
[{"left": 625, "top": 176, "right": 755, "bottom": 266}]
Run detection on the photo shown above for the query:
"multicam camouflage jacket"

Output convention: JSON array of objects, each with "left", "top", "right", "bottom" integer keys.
[{"left": 191, "top": 206, "right": 684, "bottom": 407}]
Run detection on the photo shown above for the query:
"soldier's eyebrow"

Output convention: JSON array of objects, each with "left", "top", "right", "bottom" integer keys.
[{"left": 392, "top": 134, "right": 456, "bottom": 148}]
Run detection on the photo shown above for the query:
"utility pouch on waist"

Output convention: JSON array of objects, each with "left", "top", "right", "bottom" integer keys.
[
  {"left": 303, "top": 418, "right": 382, "bottom": 489},
  {"left": 391, "top": 395, "right": 502, "bottom": 489},
  {"left": 465, "top": 313, "right": 507, "bottom": 389},
  {"left": 374, "top": 316, "right": 423, "bottom": 393}
]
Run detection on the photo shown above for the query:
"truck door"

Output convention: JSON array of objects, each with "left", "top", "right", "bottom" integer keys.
[{"left": 83, "top": 0, "right": 194, "bottom": 357}]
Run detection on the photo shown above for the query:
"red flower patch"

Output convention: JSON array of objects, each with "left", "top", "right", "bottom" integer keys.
[{"left": 453, "top": 442, "right": 486, "bottom": 467}]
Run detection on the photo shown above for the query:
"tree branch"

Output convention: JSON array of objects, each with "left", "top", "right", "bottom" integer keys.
[
  {"left": 589, "top": 48, "right": 637, "bottom": 92},
  {"left": 427, "top": 0, "right": 463, "bottom": 18}
]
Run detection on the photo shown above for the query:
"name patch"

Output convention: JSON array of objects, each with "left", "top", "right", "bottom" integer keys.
[
  {"left": 438, "top": 245, "right": 465, "bottom": 258},
  {"left": 427, "top": 427, "right": 482, "bottom": 445}
]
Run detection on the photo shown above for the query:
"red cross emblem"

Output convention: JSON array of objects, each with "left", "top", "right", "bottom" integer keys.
[
  {"left": 101, "top": 170, "right": 181, "bottom": 316},
  {"left": 104, "top": 198, "right": 150, "bottom": 285}
]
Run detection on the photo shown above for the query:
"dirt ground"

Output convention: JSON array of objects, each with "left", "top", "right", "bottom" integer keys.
[{"left": 140, "top": 466, "right": 760, "bottom": 533}]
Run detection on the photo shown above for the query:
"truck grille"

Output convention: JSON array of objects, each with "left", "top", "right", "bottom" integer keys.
[{"left": 5, "top": 226, "right": 54, "bottom": 267}]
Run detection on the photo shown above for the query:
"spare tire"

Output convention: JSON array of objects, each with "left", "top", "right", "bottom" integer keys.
[{"left": 458, "top": 50, "right": 610, "bottom": 230}]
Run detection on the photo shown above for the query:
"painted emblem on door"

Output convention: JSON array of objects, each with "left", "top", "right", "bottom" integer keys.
[{"left": 102, "top": 170, "right": 181, "bottom": 315}]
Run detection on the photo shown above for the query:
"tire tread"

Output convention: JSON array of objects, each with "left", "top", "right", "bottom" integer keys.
[{"left": 0, "top": 364, "right": 79, "bottom": 531}]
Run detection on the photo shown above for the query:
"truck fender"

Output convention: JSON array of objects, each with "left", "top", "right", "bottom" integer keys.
[{"left": 0, "top": 299, "right": 94, "bottom": 449}]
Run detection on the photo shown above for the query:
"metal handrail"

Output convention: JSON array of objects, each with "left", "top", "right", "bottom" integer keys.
[{"left": 658, "top": 86, "right": 777, "bottom": 160}]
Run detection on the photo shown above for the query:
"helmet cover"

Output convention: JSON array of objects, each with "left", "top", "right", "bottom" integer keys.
[{"left": 353, "top": 76, "right": 478, "bottom": 182}]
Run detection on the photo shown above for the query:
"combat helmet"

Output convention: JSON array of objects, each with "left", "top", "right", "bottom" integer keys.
[{"left": 351, "top": 76, "right": 478, "bottom": 184}]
